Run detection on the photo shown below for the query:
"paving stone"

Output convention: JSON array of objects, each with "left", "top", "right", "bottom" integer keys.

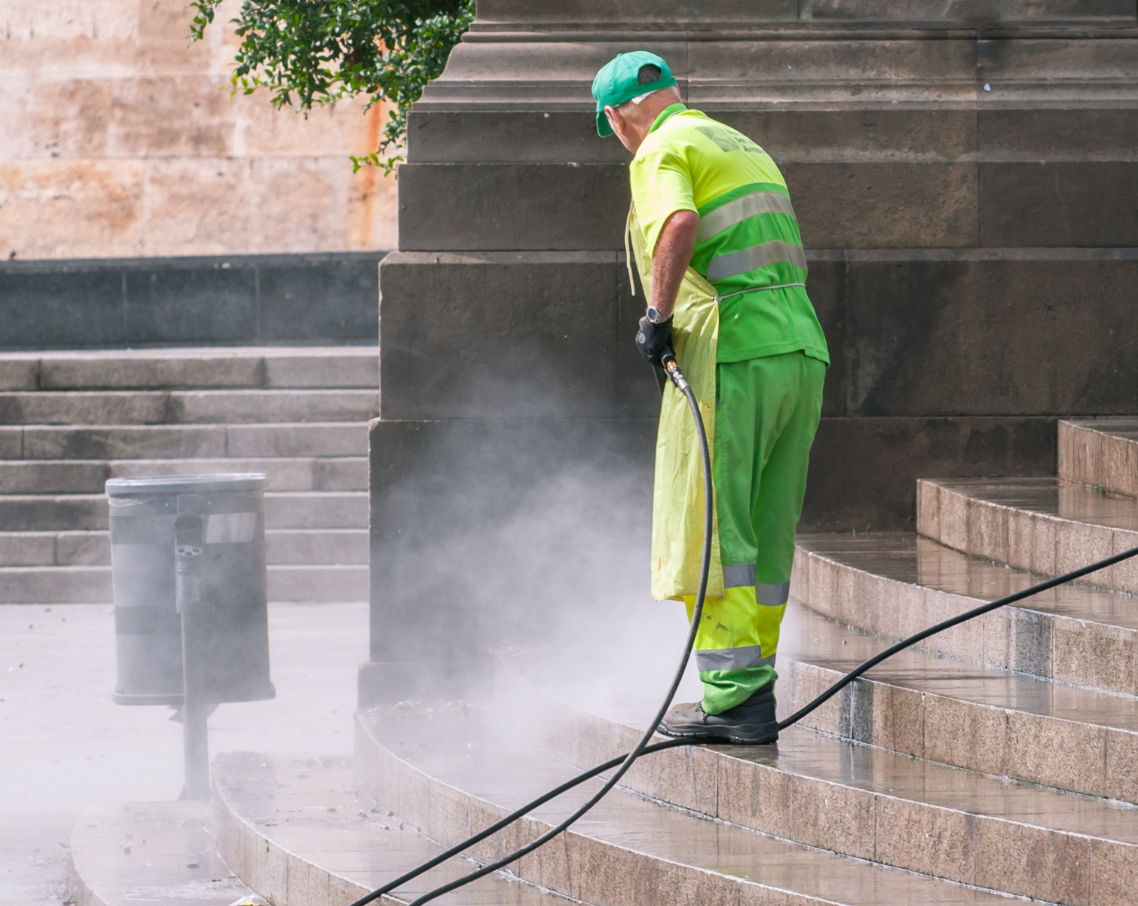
[
  {"left": 226, "top": 424, "right": 368, "bottom": 458},
  {"left": 167, "top": 390, "right": 378, "bottom": 425},
  {"left": 0, "top": 391, "right": 172, "bottom": 426},
  {"left": 37, "top": 353, "right": 264, "bottom": 390},
  {"left": 0, "top": 531, "right": 58, "bottom": 566},
  {"left": 23, "top": 425, "right": 228, "bottom": 460},
  {"left": 0, "top": 494, "right": 107, "bottom": 531},
  {"left": 0, "top": 460, "right": 109, "bottom": 493},
  {"left": 0, "top": 356, "right": 39, "bottom": 390}
]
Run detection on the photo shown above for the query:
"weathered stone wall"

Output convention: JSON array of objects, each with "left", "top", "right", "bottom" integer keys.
[{"left": 0, "top": 0, "right": 397, "bottom": 259}]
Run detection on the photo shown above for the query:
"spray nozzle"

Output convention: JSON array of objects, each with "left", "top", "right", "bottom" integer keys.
[{"left": 660, "top": 354, "right": 690, "bottom": 392}]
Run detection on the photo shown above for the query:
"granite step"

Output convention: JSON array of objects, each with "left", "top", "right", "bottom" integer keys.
[
  {"left": 0, "top": 346, "right": 379, "bottom": 391},
  {"left": 212, "top": 752, "right": 580, "bottom": 906},
  {"left": 0, "top": 490, "right": 367, "bottom": 531},
  {"left": 0, "top": 563, "right": 368, "bottom": 604},
  {"left": 0, "top": 389, "right": 378, "bottom": 426},
  {"left": 69, "top": 801, "right": 259, "bottom": 906},
  {"left": 1, "top": 423, "right": 367, "bottom": 460},
  {"left": 0, "top": 457, "right": 365, "bottom": 496},
  {"left": 0, "top": 528, "right": 368, "bottom": 567},
  {"left": 793, "top": 532, "right": 1138, "bottom": 696},
  {"left": 917, "top": 476, "right": 1138, "bottom": 595},
  {"left": 490, "top": 654, "right": 1138, "bottom": 906},
  {"left": 355, "top": 705, "right": 1028, "bottom": 906},
  {"left": 774, "top": 598, "right": 1138, "bottom": 803},
  {"left": 1060, "top": 418, "right": 1138, "bottom": 499}
]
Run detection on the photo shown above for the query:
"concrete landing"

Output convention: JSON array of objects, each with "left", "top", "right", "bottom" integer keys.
[{"left": 69, "top": 802, "right": 258, "bottom": 906}]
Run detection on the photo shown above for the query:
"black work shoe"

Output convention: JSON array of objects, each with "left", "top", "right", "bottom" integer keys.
[{"left": 658, "top": 687, "right": 778, "bottom": 745}]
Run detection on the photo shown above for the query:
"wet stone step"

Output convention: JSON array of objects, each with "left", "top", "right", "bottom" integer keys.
[
  {"left": 356, "top": 705, "right": 1039, "bottom": 906},
  {"left": 0, "top": 347, "right": 379, "bottom": 391},
  {"left": 0, "top": 528, "right": 368, "bottom": 567},
  {"left": 0, "top": 563, "right": 367, "bottom": 604},
  {"left": 492, "top": 655, "right": 1138, "bottom": 906},
  {"left": 212, "top": 752, "right": 575, "bottom": 906},
  {"left": 69, "top": 801, "right": 259, "bottom": 906},
  {"left": 0, "top": 490, "right": 367, "bottom": 531},
  {"left": 794, "top": 531, "right": 1138, "bottom": 696},
  {"left": 775, "top": 600, "right": 1138, "bottom": 803},
  {"left": 1060, "top": 418, "right": 1138, "bottom": 499},
  {"left": 0, "top": 456, "right": 367, "bottom": 495},
  {"left": 917, "top": 476, "right": 1138, "bottom": 595},
  {"left": 3, "top": 423, "right": 367, "bottom": 460},
  {"left": 0, "top": 390, "right": 378, "bottom": 426}
]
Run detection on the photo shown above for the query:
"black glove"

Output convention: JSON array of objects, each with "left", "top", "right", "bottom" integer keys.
[{"left": 636, "top": 315, "right": 674, "bottom": 369}]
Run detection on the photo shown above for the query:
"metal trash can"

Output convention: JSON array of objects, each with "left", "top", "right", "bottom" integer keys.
[{"left": 107, "top": 473, "right": 275, "bottom": 707}]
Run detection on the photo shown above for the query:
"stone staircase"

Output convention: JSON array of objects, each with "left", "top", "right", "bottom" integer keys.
[
  {"left": 70, "top": 417, "right": 1138, "bottom": 906},
  {"left": 0, "top": 347, "right": 376, "bottom": 605}
]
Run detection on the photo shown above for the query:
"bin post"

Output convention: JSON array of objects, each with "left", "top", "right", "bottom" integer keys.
[{"left": 175, "top": 512, "right": 210, "bottom": 800}]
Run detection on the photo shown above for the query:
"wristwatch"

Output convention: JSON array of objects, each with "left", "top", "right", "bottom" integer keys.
[{"left": 646, "top": 305, "right": 670, "bottom": 324}]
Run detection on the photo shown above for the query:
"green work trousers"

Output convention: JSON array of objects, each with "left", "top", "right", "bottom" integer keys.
[{"left": 683, "top": 350, "right": 826, "bottom": 714}]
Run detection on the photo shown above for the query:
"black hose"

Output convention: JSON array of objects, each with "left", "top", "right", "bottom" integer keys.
[
  {"left": 401, "top": 358, "right": 712, "bottom": 906},
  {"left": 349, "top": 356, "right": 1138, "bottom": 905}
]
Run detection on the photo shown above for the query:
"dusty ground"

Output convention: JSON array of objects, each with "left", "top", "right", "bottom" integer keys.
[{"left": 0, "top": 601, "right": 368, "bottom": 906}]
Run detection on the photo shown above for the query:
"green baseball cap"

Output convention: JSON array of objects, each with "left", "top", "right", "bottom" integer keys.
[{"left": 591, "top": 51, "right": 677, "bottom": 137}]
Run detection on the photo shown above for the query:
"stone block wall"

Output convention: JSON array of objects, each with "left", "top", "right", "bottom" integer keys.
[{"left": 0, "top": 0, "right": 397, "bottom": 259}]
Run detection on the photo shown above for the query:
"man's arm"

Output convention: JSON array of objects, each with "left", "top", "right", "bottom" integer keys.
[{"left": 649, "top": 209, "right": 699, "bottom": 320}]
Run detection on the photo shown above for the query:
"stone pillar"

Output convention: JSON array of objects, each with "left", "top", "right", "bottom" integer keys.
[{"left": 361, "top": 0, "right": 1138, "bottom": 705}]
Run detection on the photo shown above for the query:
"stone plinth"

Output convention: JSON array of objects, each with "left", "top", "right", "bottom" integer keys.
[{"left": 364, "top": 0, "right": 1138, "bottom": 703}]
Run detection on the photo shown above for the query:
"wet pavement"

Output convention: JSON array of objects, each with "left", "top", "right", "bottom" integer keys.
[
  {"left": 0, "top": 601, "right": 367, "bottom": 906},
  {"left": 798, "top": 531, "right": 1138, "bottom": 629}
]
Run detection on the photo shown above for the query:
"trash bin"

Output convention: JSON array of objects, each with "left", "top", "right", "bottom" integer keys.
[{"left": 107, "top": 474, "right": 275, "bottom": 706}]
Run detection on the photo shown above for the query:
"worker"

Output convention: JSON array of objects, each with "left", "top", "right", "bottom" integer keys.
[{"left": 592, "top": 52, "right": 829, "bottom": 744}]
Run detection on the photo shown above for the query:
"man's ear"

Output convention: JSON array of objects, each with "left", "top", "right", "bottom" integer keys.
[{"left": 604, "top": 106, "right": 619, "bottom": 134}]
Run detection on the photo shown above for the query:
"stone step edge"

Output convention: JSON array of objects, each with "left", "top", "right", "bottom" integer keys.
[
  {"left": 490, "top": 655, "right": 1136, "bottom": 906},
  {"left": 791, "top": 537, "right": 1138, "bottom": 697},
  {"left": 916, "top": 477, "right": 1138, "bottom": 596},
  {"left": 778, "top": 649, "right": 1138, "bottom": 805},
  {"left": 354, "top": 709, "right": 1045, "bottom": 906},
  {"left": 0, "top": 564, "right": 368, "bottom": 605},
  {"left": 1059, "top": 419, "right": 1138, "bottom": 500},
  {"left": 210, "top": 759, "right": 405, "bottom": 906}
]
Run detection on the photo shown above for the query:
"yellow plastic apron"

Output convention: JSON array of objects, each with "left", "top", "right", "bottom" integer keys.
[{"left": 627, "top": 205, "right": 724, "bottom": 601}]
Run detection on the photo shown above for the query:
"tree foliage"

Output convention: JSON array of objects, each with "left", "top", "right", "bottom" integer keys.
[{"left": 189, "top": 0, "right": 475, "bottom": 173}]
